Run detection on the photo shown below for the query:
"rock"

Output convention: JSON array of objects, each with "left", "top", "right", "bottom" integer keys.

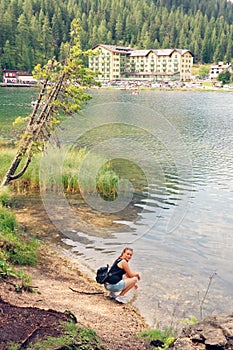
[
  {"left": 168, "top": 314, "right": 233, "bottom": 350},
  {"left": 150, "top": 339, "right": 164, "bottom": 347}
]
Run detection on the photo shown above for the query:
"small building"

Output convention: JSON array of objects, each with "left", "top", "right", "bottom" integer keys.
[
  {"left": 209, "top": 62, "right": 232, "bottom": 80},
  {"left": 3, "top": 70, "right": 37, "bottom": 85},
  {"left": 3, "top": 70, "right": 17, "bottom": 83},
  {"left": 17, "top": 72, "right": 37, "bottom": 84}
]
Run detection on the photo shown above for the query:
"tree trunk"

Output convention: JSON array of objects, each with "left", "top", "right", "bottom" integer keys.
[{"left": 1, "top": 71, "right": 65, "bottom": 188}]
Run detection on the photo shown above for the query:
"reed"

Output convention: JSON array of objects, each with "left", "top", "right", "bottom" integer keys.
[
  {"left": 96, "top": 162, "right": 119, "bottom": 200},
  {"left": 0, "top": 146, "right": 119, "bottom": 198}
]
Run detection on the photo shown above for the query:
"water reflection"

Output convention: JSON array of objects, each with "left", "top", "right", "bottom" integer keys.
[{"left": 39, "top": 89, "right": 233, "bottom": 326}]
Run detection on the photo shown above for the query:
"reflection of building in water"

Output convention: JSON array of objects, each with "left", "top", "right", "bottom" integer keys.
[{"left": 89, "top": 44, "right": 194, "bottom": 82}]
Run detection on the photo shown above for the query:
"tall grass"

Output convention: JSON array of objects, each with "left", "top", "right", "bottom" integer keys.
[
  {"left": 0, "top": 147, "right": 40, "bottom": 191},
  {"left": 0, "top": 146, "right": 119, "bottom": 199},
  {"left": 96, "top": 162, "right": 119, "bottom": 200}
]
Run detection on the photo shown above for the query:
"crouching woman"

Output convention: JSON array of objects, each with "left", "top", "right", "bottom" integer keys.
[{"left": 104, "top": 247, "right": 140, "bottom": 304}]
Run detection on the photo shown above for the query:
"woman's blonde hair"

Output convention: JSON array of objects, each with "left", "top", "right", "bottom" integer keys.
[{"left": 120, "top": 247, "right": 133, "bottom": 257}]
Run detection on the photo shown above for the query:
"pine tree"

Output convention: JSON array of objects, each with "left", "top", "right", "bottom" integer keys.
[{"left": 1, "top": 20, "right": 97, "bottom": 187}]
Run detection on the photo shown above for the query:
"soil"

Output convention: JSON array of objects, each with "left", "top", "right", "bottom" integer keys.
[{"left": 0, "top": 200, "right": 150, "bottom": 350}]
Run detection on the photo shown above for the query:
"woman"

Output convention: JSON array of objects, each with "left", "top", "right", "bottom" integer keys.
[{"left": 104, "top": 247, "right": 140, "bottom": 304}]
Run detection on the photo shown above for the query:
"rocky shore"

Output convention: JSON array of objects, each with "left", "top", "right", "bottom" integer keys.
[{"left": 170, "top": 313, "right": 233, "bottom": 349}]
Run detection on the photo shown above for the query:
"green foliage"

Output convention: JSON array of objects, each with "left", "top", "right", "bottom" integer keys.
[
  {"left": 0, "top": 203, "right": 39, "bottom": 291},
  {"left": 21, "top": 322, "right": 105, "bottom": 350},
  {"left": 4, "top": 232, "right": 39, "bottom": 266},
  {"left": 137, "top": 327, "right": 176, "bottom": 349},
  {"left": 1, "top": 19, "right": 99, "bottom": 188},
  {"left": 0, "top": 148, "right": 41, "bottom": 191},
  {"left": 0, "top": 0, "right": 232, "bottom": 70},
  {"left": 0, "top": 205, "right": 17, "bottom": 231},
  {"left": 198, "top": 65, "right": 210, "bottom": 78},
  {"left": 0, "top": 187, "right": 12, "bottom": 207},
  {"left": 1, "top": 145, "right": 119, "bottom": 199},
  {"left": 0, "top": 258, "right": 33, "bottom": 291},
  {"left": 217, "top": 70, "right": 231, "bottom": 84},
  {"left": 0, "top": 259, "right": 18, "bottom": 278},
  {"left": 96, "top": 162, "right": 119, "bottom": 200},
  {"left": 180, "top": 316, "right": 198, "bottom": 327},
  {"left": 0, "top": 205, "right": 39, "bottom": 268}
]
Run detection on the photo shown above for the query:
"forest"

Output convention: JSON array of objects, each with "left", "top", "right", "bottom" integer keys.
[{"left": 0, "top": 0, "right": 232, "bottom": 74}]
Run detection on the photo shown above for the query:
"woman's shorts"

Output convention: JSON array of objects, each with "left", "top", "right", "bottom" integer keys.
[{"left": 104, "top": 280, "right": 126, "bottom": 292}]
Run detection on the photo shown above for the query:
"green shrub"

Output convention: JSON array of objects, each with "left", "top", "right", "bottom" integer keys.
[
  {"left": 0, "top": 187, "right": 12, "bottom": 207},
  {"left": 96, "top": 162, "right": 119, "bottom": 200},
  {"left": 0, "top": 146, "right": 119, "bottom": 198},
  {"left": 0, "top": 206, "right": 39, "bottom": 267},
  {"left": 22, "top": 322, "right": 105, "bottom": 350},
  {"left": 0, "top": 230, "right": 39, "bottom": 266},
  {"left": 137, "top": 327, "right": 176, "bottom": 349},
  {"left": 0, "top": 259, "right": 18, "bottom": 278},
  {"left": 0, "top": 205, "right": 17, "bottom": 231}
]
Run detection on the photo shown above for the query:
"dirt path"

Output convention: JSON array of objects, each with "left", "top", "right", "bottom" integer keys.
[
  {"left": 0, "top": 195, "right": 151, "bottom": 349},
  {"left": 1, "top": 225, "right": 149, "bottom": 350}
]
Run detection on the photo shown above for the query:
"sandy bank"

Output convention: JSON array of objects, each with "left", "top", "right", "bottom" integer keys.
[{"left": 0, "top": 242, "right": 149, "bottom": 350}]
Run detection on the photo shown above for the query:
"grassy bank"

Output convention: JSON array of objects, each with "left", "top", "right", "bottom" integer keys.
[
  {"left": 0, "top": 188, "right": 180, "bottom": 349},
  {"left": 0, "top": 189, "right": 110, "bottom": 350},
  {"left": 0, "top": 187, "right": 39, "bottom": 291},
  {"left": 0, "top": 146, "right": 119, "bottom": 198}
]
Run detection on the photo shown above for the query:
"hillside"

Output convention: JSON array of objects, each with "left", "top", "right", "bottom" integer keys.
[{"left": 0, "top": 0, "right": 232, "bottom": 73}]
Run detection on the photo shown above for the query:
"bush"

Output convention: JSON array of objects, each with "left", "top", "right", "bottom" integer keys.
[
  {"left": 137, "top": 327, "right": 176, "bottom": 349},
  {"left": 21, "top": 322, "right": 105, "bottom": 350},
  {"left": 0, "top": 205, "right": 17, "bottom": 231},
  {"left": 96, "top": 165, "right": 119, "bottom": 200},
  {"left": 0, "top": 205, "right": 39, "bottom": 269},
  {"left": 0, "top": 187, "right": 12, "bottom": 207}
]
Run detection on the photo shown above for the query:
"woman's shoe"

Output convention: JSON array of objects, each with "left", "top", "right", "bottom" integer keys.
[
  {"left": 115, "top": 295, "right": 127, "bottom": 304},
  {"left": 109, "top": 292, "right": 117, "bottom": 299}
]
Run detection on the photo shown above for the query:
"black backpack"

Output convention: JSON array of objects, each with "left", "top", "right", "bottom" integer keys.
[{"left": 95, "top": 265, "right": 109, "bottom": 284}]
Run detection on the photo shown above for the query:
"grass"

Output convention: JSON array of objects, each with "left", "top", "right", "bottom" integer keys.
[
  {"left": 0, "top": 189, "right": 106, "bottom": 350},
  {"left": 7, "top": 321, "right": 107, "bottom": 350},
  {"left": 0, "top": 145, "right": 119, "bottom": 199},
  {"left": 0, "top": 189, "right": 39, "bottom": 290},
  {"left": 137, "top": 326, "right": 176, "bottom": 349}
]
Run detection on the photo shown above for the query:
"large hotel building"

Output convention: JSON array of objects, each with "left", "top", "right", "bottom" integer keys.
[{"left": 89, "top": 44, "right": 194, "bottom": 82}]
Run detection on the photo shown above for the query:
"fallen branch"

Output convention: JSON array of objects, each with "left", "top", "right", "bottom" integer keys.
[
  {"left": 69, "top": 286, "right": 104, "bottom": 295},
  {"left": 19, "top": 325, "right": 43, "bottom": 349}
]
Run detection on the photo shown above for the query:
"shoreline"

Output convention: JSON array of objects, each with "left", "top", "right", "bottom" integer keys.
[
  {"left": 0, "top": 241, "right": 149, "bottom": 350},
  {"left": 0, "top": 82, "right": 232, "bottom": 93}
]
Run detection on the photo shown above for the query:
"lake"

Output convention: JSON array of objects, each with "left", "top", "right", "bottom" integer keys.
[{"left": 1, "top": 87, "right": 233, "bottom": 327}]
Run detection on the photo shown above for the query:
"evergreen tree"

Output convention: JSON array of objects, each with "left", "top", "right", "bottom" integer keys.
[
  {"left": 0, "top": 0, "right": 232, "bottom": 72},
  {"left": 1, "top": 20, "right": 97, "bottom": 187}
]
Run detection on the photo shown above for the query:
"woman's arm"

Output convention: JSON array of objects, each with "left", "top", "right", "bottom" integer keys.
[{"left": 119, "top": 260, "right": 140, "bottom": 280}]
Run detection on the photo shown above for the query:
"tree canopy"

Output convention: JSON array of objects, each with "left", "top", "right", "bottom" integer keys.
[{"left": 0, "top": 0, "right": 232, "bottom": 75}]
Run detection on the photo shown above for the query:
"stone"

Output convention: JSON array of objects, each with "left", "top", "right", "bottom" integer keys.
[{"left": 168, "top": 314, "right": 233, "bottom": 350}]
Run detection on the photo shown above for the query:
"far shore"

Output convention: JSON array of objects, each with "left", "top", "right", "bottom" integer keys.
[{"left": 1, "top": 81, "right": 232, "bottom": 93}]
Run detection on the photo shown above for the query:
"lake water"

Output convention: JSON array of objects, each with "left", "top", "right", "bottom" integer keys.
[{"left": 1, "top": 87, "right": 233, "bottom": 327}]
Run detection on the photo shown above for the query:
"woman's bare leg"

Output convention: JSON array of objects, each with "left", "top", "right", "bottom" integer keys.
[{"left": 119, "top": 277, "right": 138, "bottom": 296}]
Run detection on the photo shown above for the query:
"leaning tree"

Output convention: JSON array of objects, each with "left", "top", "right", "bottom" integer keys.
[{"left": 1, "top": 19, "right": 97, "bottom": 187}]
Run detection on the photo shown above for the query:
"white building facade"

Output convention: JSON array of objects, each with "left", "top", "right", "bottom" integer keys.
[{"left": 89, "top": 44, "right": 194, "bottom": 81}]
